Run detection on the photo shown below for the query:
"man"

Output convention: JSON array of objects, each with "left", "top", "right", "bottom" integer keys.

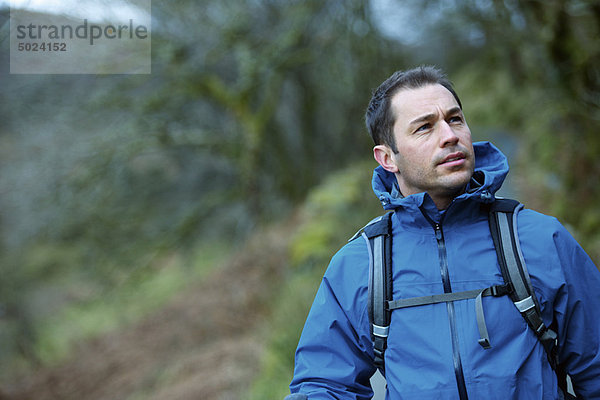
[{"left": 287, "top": 66, "right": 600, "bottom": 399}]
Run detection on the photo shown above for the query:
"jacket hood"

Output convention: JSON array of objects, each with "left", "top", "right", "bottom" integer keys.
[{"left": 372, "top": 141, "right": 509, "bottom": 210}]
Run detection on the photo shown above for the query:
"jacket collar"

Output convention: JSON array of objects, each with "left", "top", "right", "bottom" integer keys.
[{"left": 372, "top": 141, "right": 509, "bottom": 212}]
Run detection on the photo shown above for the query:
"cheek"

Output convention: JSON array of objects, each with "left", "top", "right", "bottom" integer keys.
[
  {"left": 398, "top": 153, "right": 428, "bottom": 178},
  {"left": 395, "top": 141, "right": 435, "bottom": 172},
  {"left": 460, "top": 127, "right": 473, "bottom": 143}
]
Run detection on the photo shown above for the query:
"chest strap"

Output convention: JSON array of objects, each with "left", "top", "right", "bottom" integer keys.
[{"left": 388, "top": 283, "right": 513, "bottom": 349}]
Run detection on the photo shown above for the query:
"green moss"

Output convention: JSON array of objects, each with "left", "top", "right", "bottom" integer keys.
[
  {"left": 32, "top": 241, "right": 230, "bottom": 366},
  {"left": 248, "top": 273, "right": 320, "bottom": 400}
]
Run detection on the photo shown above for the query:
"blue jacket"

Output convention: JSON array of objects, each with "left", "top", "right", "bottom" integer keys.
[{"left": 290, "top": 142, "right": 600, "bottom": 399}]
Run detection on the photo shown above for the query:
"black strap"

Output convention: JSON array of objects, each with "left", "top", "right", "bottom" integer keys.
[
  {"left": 488, "top": 200, "right": 557, "bottom": 358},
  {"left": 488, "top": 199, "right": 571, "bottom": 396},
  {"left": 388, "top": 283, "right": 513, "bottom": 349},
  {"left": 387, "top": 284, "right": 512, "bottom": 310},
  {"left": 363, "top": 212, "right": 393, "bottom": 372}
]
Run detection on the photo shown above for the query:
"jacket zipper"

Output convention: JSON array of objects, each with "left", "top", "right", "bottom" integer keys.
[{"left": 434, "top": 223, "right": 469, "bottom": 400}]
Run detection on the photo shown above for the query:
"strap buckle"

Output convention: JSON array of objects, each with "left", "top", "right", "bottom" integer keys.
[
  {"left": 514, "top": 296, "right": 536, "bottom": 313},
  {"left": 490, "top": 283, "right": 512, "bottom": 297},
  {"left": 372, "top": 324, "right": 389, "bottom": 338}
]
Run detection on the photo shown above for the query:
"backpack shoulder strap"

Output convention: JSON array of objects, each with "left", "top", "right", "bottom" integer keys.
[
  {"left": 356, "top": 211, "right": 393, "bottom": 372},
  {"left": 487, "top": 199, "right": 562, "bottom": 373}
]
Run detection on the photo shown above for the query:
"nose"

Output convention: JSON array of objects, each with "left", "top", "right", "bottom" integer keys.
[{"left": 439, "top": 120, "right": 459, "bottom": 147}]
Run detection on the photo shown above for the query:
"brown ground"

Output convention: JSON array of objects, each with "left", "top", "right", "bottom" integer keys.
[{"left": 3, "top": 222, "right": 293, "bottom": 400}]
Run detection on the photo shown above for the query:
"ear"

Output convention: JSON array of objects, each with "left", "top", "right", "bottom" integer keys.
[{"left": 373, "top": 145, "right": 399, "bottom": 173}]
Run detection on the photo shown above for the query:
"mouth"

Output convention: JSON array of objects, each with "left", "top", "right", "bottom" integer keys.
[{"left": 438, "top": 152, "right": 466, "bottom": 167}]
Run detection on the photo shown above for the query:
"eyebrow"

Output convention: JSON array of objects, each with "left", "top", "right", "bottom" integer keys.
[{"left": 408, "top": 106, "right": 462, "bottom": 126}]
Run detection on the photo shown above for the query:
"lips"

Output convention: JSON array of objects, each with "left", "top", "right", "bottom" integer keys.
[{"left": 438, "top": 152, "right": 466, "bottom": 166}]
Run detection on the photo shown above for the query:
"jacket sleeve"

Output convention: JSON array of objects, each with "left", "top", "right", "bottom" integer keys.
[
  {"left": 551, "top": 223, "right": 600, "bottom": 398},
  {"left": 289, "top": 243, "right": 377, "bottom": 399}
]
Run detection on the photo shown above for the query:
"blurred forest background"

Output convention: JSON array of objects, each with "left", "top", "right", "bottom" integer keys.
[{"left": 0, "top": 0, "right": 599, "bottom": 399}]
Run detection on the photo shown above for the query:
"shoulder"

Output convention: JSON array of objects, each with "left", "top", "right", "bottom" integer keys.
[
  {"left": 326, "top": 232, "right": 371, "bottom": 280},
  {"left": 319, "top": 218, "right": 381, "bottom": 298},
  {"left": 515, "top": 207, "right": 588, "bottom": 287},
  {"left": 328, "top": 212, "right": 392, "bottom": 277},
  {"left": 517, "top": 207, "right": 559, "bottom": 226},
  {"left": 516, "top": 207, "right": 580, "bottom": 258},
  {"left": 517, "top": 208, "right": 571, "bottom": 243},
  {"left": 314, "top": 227, "right": 373, "bottom": 329}
]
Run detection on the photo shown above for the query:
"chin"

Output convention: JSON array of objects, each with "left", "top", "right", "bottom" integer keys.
[{"left": 442, "top": 175, "right": 471, "bottom": 194}]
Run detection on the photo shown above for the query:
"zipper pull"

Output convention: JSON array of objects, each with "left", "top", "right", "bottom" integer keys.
[{"left": 434, "top": 224, "right": 443, "bottom": 240}]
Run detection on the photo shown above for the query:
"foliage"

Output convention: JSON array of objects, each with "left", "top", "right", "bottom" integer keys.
[
  {"left": 128, "top": 0, "right": 407, "bottom": 219},
  {"left": 0, "top": 240, "right": 229, "bottom": 381},
  {"left": 249, "top": 161, "right": 381, "bottom": 399},
  {"left": 0, "top": 0, "right": 404, "bottom": 371},
  {"left": 33, "top": 241, "right": 229, "bottom": 365}
]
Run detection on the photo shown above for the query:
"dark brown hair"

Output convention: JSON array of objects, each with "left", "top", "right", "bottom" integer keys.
[{"left": 365, "top": 66, "right": 462, "bottom": 153}]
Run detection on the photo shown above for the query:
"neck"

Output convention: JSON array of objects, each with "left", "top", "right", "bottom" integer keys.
[
  {"left": 431, "top": 196, "right": 453, "bottom": 210},
  {"left": 395, "top": 180, "right": 464, "bottom": 211}
]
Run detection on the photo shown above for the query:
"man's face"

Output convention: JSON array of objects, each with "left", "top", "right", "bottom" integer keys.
[{"left": 384, "top": 84, "right": 475, "bottom": 205}]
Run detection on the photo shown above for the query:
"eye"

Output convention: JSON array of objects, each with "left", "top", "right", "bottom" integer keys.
[
  {"left": 416, "top": 123, "right": 431, "bottom": 133},
  {"left": 448, "top": 116, "right": 463, "bottom": 124}
]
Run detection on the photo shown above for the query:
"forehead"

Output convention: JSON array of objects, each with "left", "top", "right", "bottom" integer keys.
[{"left": 390, "top": 84, "right": 460, "bottom": 126}]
